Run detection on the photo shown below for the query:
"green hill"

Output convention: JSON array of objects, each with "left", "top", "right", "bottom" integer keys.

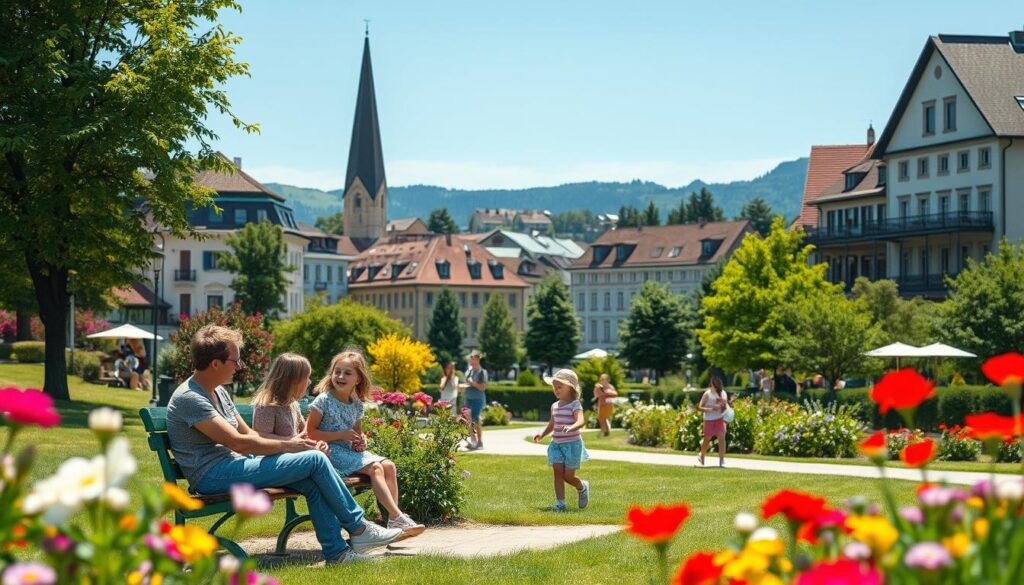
[{"left": 265, "top": 157, "right": 808, "bottom": 228}]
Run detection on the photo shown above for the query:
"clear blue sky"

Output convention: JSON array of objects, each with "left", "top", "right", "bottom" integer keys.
[{"left": 208, "top": 1, "right": 1023, "bottom": 190}]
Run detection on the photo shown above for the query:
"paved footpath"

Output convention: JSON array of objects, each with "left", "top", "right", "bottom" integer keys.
[{"left": 465, "top": 425, "right": 1022, "bottom": 487}]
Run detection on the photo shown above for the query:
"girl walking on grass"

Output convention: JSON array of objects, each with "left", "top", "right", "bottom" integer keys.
[
  {"left": 307, "top": 350, "right": 425, "bottom": 537},
  {"left": 697, "top": 376, "right": 729, "bottom": 467},
  {"left": 533, "top": 368, "right": 590, "bottom": 512}
]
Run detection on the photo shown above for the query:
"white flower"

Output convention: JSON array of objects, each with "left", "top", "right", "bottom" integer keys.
[
  {"left": 88, "top": 407, "right": 122, "bottom": 433},
  {"left": 104, "top": 437, "right": 137, "bottom": 487},
  {"left": 219, "top": 556, "right": 241, "bottom": 573},
  {"left": 996, "top": 479, "right": 1024, "bottom": 501},
  {"left": 749, "top": 526, "right": 780, "bottom": 543},
  {"left": 734, "top": 512, "right": 758, "bottom": 534},
  {"left": 104, "top": 487, "right": 130, "bottom": 511}
]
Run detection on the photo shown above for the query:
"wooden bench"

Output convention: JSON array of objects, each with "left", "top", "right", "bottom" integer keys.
[{"left": 139, "top": 403, "right": 373, "bottom": 560}]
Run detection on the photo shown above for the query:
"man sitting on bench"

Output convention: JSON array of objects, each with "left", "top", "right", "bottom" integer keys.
[{"left": 166, "top": 324, "right": 405, "bottom": 563}]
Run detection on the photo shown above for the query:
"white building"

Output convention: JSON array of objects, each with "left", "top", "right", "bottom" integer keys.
[{"left": 299, "top": 224, "right": 356, "bottom": 304}]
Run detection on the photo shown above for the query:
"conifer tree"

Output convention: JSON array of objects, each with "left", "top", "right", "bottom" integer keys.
[
  {"left": 525, "top": 275, "right": 580, "bottom": 372},
  {"left": 619, "top": 281, "right": 692, "bottom": 380},
  {"left": 427, "top": 287, "right": 464, "bottom": 365},
  {"left": 478, "top": 294, "right": 518, "bottom": 373}
]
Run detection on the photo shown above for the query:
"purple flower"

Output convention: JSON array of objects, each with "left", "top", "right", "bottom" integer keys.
[
  {"left": 904, "top": 542, "right": 952, "bottom": 570},
  {"left": 461, "top": 470, "right": 472, "bottom": 478},
  {"left": 918, "top": 486, "right": 965, "bottom": 508},
  {"left": 2, "top": 562, "right": 56, "bottom": 585},
  {"left": 42, "top": 534, "right": 73, "bottom": 554},
  {"left": 972, "top": 479, "right": 995, "bottom": 499},
  {"left": 899, "top": 506, "right": 924, "bottom": 524},
  {"left": 230, "top": 483, "right": 272, "bottom": 518}
]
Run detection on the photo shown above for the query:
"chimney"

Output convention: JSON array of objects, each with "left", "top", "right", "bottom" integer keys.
[
  {"left": 1011, "top": 29, "right": 1024, "bottom": 52},
  {"left": 232, "top": 156, "right": 242, "bottom": 169},
  {"left": 867, "top": 124, "right": 875, "bottom": 147}
]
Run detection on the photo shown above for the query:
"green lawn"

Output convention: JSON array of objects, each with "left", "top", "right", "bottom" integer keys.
[{"left": 533, "top": 428, "right": 1024, "bottom": 474}]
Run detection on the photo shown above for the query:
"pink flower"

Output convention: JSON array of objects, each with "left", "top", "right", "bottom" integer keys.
[
  {"left": 917, "top": 486, "right": 965, "bottom": 508},
  {"left": 230, "top": 484, "right": 272, "bottom": 518},
  {"left": 796, "top": 559, "right": 881, "bottom": 585},
  {"left": 436, "top": 400, "right": 452, "bottom": 409},
  {"left": 2, "top": 562, "right": 56, "bottom": 585},
  {"left": 899, "top": 506, "right": 924, "bottom": 524},
  {"left": 0, "top": 387, "right": 60, "bottom": 428},
  {"left": 411, "top": 392, "right": 433, "bottom": 407},
  {"left": 904, "top": 542, "right": 952, "bottom": 570}
]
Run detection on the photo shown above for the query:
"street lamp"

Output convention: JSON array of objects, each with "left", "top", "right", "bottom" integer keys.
[{"left": 151, "top": 231, "right": 166, "bottom": 406}]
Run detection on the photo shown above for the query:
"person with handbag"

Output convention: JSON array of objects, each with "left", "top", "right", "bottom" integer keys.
[{"left": 697, "top": 376, "right": 730, "bottom": 468}]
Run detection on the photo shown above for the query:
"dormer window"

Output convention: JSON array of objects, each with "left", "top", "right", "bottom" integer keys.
[
  {"left": 435, "top": 259, "right": 451, "bottom": 279},
  {"left": 593, "top": 245, "right": 611, "bottom": 263},
  {"left": 350, "top": 266, "right": 365, "bottom": 281},
  {"left": 367, "top": 264, "right": 383, "bottom": 280},
  {"left": 650, "top": 247, "right": 664, "bottom": 258},
  {"left": 468, "top": 261, "right": 482, "bottom": 279},
  {"left": 878, "top": 165, "right": 887, "bottom": 186},
  {"left": 667, "top": 246, "right": 682, "bottom": 258},
  {"left": 518, "top": 261, "right": 534, "bottom": 275},
  {"left": 700, "top": 239, "right": 722, "bottom": 258},
  {"left": 845, "top": 174, "right": 856, "bottom": 191},
  {"left": 391, "top": 262, "right": 407, "bottom": 280},
  {"left": 488, "top": 260, "right": 504, "bottom": 279},
  {"left": 615, "top": 244, "right": 630, "bottom": 262}
]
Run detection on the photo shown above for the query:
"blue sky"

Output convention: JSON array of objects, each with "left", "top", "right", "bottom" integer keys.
[{"left": 209, "top": 1, "right": 1023, "bottom": 190}]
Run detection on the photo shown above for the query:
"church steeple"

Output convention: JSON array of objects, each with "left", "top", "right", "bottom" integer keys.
[{"left": 343, "top": 32, "right": 387, "bottom": 242}]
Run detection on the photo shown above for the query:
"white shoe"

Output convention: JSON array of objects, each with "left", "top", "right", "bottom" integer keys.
[
  {"left": 387, "top": 513, "right": 426, "bottom": 537},
  {"left": 349, "top": 522, "right": 403, "bottom": 553},
  {"left": 327, "top": 548, "right": 373, "bottom": 564}
]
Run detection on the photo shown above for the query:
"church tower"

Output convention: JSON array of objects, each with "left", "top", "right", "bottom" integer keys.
[{"left": 343, "top": 32, "right": 387, "bottom": 247}]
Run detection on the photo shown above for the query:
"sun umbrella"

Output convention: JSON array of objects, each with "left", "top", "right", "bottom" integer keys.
[
  {"left": 86, "top": 323, "right": 163, "bottom": 341},
  {"left": 864, "top": 342, "right": 924, "bottom": 369},
  {"left": 917, "top": 343, "right": 977, "bottom": 358},
  {"left": 573, "top": 348, "right": 610, "bottom": 361}
]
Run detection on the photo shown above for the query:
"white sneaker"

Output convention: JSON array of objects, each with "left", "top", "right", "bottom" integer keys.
[
  {"left": 578, "top": 480, "right": 590, "bottom": 509},
  {"left": 387, "top": 513, "right": 426, "bottom": 537},
  {"left": 327, "top": 548, "right": 373, "bottom": 564},
  {"left": 465, "top": 437, "right": 478, "bottom": 450},
  {"left": 349, "top": 522, "right": 403, "bottom": 553}
]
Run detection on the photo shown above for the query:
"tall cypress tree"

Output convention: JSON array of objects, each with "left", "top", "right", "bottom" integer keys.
[
  {"left": 427, "top": 287, "right": 464, "bottom": 365},
  {"left": 221, "top": 220, "right": 294, "bottom": 320},
  {"left": 525, "top": 275, "right": 580, "bottom": 372},
  {"left": 478, "top": 293, "right": 518, "bottom": 373}
]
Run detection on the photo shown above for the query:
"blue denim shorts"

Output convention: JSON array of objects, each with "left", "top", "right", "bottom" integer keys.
[
  {"left": 466, "top": 398, "right": 485, "bottom": 421},
  {"left": 547, "top": 439, "right": 589, "bottom": 469}
]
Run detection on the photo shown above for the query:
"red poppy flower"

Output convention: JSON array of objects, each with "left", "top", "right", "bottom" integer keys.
[
  {"left": 869, "top": 369, "right": 935, "bottom": 414},
  {"left": 795, "top": 507, "right": 847, "bottom": 544},
  {"left": 915, "top": 482, "right": 937, "bottom": 495},
  {"left": 626, "top": 503, "right": 691, "bottom": 543},
  {"left": 982, "top": 353, "right": 1024, "bottom": 386},
  {"left": 761, "top": 489, "right": 828, "bottom": 523},
  {"left": 0, "top": 387, "right": 60, "bottom": 428},
  {"left": 965, "top": 413, "right": 1023, "bottom": 442},
  {"left": 900, "top": 439, "right": 936, "bottom": 468},
  {"left": 858, "top": 432, "right": 887, "bottom": 460},
  {"left": 796, "top": 559, "right": 882, "bottom": 585},
  {"left": 673, "top": 551, "right": 722, "bottom": 585}
]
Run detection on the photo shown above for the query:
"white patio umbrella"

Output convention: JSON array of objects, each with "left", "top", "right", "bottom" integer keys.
[
  {"left": 864, "top": 342, "right": 924, "bottom": 369},
  {"left": 573, "top": 348, "right": 610, "bottom": 361},
  {"left": 86, "top": 323, "right": 163, "bottom": 341},
  {"left": 917, "top": 343, "right": 977, "bottom": 358}
]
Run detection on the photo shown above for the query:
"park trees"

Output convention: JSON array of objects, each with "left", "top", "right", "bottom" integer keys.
[
  {"left": 525, "top": 275, "right": 580, "bottom": 372},
  {"left": 221, "top": 220, "right": 294, "bottom": 320},
  {"left": 0, "top": 0, "right": 253, "bottom": 399},
  {"left": 427, "top": 287, "right": 464, "bottom": 365},
  {"left": 850, "top": 277, "right": 937, "bottom": 345},
  {"left": 478, "top": 293, "right": 518, "bottom": 373},
  {"left": 618, "top": 281, "right": 692, "bottom": 380},
  {"left": 367, "top": 333, "right": 436, "bottom": 393},
  {"left": 738, "top": 197, "right": 776, "bottom": 237},
  {"left": 427, "top": 208, "right": 460, "bottom": 234},
  {"left": 315, "top": 211, "right": 344, "bottom": 235}
]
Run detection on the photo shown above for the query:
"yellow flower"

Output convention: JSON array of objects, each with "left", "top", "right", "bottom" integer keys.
[
  {"left": 973, "top": 518, "right": 990, "bottom": 540},
  {"left": 845, "top": 515, "right": 898, "bottom": 557},
  {"left": 151, "top": 575, "right": 163, "bottom": 585},
  {"left": 966, "top": 496, "right": 985, "bottom": 509},
  {"left": 127, "top": 573, "right": 143, "bottom": 585},
  {"left": 723, "top": 550, "right": 771, "bottom": 582},
  {"left": 168, "top": 525, "right": 217, "bottom": 562},
  {"left": 713, "top": 549, "right": 737, "bottom": 567},
  {"left": 776, "top": 557, "right": 793, "bottom": 573},
  {"left": 746, "top": 538, "right": 785, "bottom": 558},
  {"left": 942, "top": 533, "right": 970, "bottom": 558},
  {"left": 163, "top": 482, "right": 203, "bottom": 511}
]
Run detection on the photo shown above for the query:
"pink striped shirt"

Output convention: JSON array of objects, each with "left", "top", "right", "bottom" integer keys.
[{"left": 551, "top": 400, "right": 582, "bottom": 443}]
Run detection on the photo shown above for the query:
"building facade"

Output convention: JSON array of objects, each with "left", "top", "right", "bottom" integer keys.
[{"left": 300, "top": 224, "right": 355, "bottom": 304}]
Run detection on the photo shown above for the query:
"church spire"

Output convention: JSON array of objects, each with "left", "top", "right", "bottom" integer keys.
[{"left": 345, "top": 34, "right": 386, "bottom": 200}]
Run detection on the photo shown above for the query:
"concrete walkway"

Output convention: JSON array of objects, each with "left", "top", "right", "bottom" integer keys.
[{"left": 464, "top": 424, "right": 1021, "bottom": 487}]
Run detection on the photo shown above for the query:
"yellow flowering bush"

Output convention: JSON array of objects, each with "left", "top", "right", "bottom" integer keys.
[{"left": 368, "top": 333, "right": 436, "bottom": 393}]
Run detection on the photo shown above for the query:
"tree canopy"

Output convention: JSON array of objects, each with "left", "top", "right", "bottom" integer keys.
[
  {"left": 478, "top": 293, "right": 518, "bottom": 372},
  {"left": 642, "top": 201, "right": 661, "bottom": 226},
  {"left": 524, "top": 275, "right": 580, "bottom": 371},
  {"left": 667, "top": 187, "right": 725, "bottom": 225},
  {"left": 850, "top": 277, "right": 937, "bottom": 346},
  {"left": 427, "top": 287, "right": 463, "bottom": 366},
  {"left": 427, "top": 208, "right": 460, "bottom": 234},
  {"left": 220, "top": 220, "right": 293, "bottom": 320},
  {"left": 738, "top": 197, "right": 776, "bottom": 237},
  {"left": 0, "top": 0, "right": 253, "bottom": 399},
  {"left": 314, "top": 210, "right": 344, "bottom": 235},
  {"left": 618, "top": 281, "right": 693, "bottom": 379}
]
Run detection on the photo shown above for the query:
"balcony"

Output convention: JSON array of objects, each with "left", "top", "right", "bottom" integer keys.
[
  {"left": 174, "top": 269, "right": 196, "bottom": 282},
  {"left": 805, "top": 211, "right": 993, "bottom": 245},
  {"left": 313, "top": 281, "right": 328, "bottom": 291},
  {"left": 896, "top": 271, "right": 962, "bottom": 298}
]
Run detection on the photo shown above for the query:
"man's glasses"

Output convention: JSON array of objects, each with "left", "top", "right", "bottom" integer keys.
[{"left": 224, "top": 358, "right": 243, "bottom": 367}]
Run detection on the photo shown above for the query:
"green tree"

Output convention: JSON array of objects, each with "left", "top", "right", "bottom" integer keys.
[
  {"left": 850, "top": 277, "right": 937, "bottom": 345},
  {"left": 667, "top": 198, "right": 689, "bottom": 225},
  {"left": 525, "top": 275, "right": 580, "bottom": 371},
  {"left": 273, "top": 299, "right": 406, "bottom": 376},
  {"left": 551, "top": 209, "right": 596, "bottom": 235},
  {"left": 618, "top": 281, "right": 692, "bottom": 380},
  {"left": 575, "top": 355, "right": 626, "bottom": 404},
  {"left": 315, "top": 210, "right": 344, "bottom": 235},
  {"left": 942, "top": 239, "right": 1024, "bottom": 367},
  {"left": 738, "top": 197, "right": 776, "bottom": 237},
  {"left": 427, "top": 287, "right": 464, "bottom": 365},
  {"left": 617, "top": 205, "right": 642, "bottom": 228},
  {"left": 478, "top": 294, "right": 518, "bottom": 373},
  {"left": 0, "top": 0, "right": 253, "bottom": 399},
  {"left": 220, "top": 220, "right": 294, "bottom": 319},
  {"left": 686, "top": 188, "right": 725, "bottom": 223},
  {"left": 775, "top": 290, "right": 881, "bottom": 384},
  {"left": 698, "top": 217, "right": 837, "bottom": 371},
  {"left": 427, "top": 208, "right": 460, "bottom": 234},
  {"left": 642, "top": 201, "right": 661, "bottom": 226}
]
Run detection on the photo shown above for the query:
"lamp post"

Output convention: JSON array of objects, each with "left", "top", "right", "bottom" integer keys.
[{"left": 151, "top": 231, "right": 165, "bottom": 406}]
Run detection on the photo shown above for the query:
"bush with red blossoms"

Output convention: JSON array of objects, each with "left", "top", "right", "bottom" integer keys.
[{"left": 168, "top": 304, "right": 273, "bottom": 387}]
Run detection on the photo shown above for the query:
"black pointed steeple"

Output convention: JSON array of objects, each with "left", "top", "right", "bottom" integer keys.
[{"left": 345, "top": 34, "right": 386, "bottom": 198}]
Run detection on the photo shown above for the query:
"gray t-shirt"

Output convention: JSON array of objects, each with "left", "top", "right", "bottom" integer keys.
[
  {"left": 166, "top": 377, "right": 243, "bottom": 489},
  {"left": 464, "top": 367, "right": 488, "bottom": 400}
]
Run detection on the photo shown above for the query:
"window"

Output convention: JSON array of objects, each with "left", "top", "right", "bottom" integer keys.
[
  {"left": 899, "top": 198, "right": 910, "bottom": 219},
  {"left": 958, "top": 151, "right": 970, "bottom": 172},
  {"left": 939, "top": 193, "right": 950, "bottom": 216},
  {"left": 471, "top": 317, "right": 478, "bottom": 336},
  {"left": 961, "top": 245, "right": 971, "bottom": 269},
  {"left": 938, "top": 154, "right": 949, "bottom": 174},
  {"left": 920, "top": 249, "right": 929, "bottom": 276},
  {"left": 979, "top": 189, "right": 991, "bottom": 213},
  {"left": 207, "top": 295, "right": 223, "bottom": 311},
  {"left": 471, "top": 292, "right": 479, "bottom": 307},
  {"left": 426, "top": 292, "right": 434, "bottom": 307},
  {"left": 941, "top": 248, "right": 950, "bottom": 273},
  {"left": 603, "top": 292, "right": 610, "bottom": 310},
  {"left": 898, "top": 161, "right": 909, "bottom": 181},
  {"left": 617, "top": 291, "right": 624, "bottom": 310},
  {"left": 509, "top": 293, "right": 516, "bottom": 308},
  {"left": 484, "top": 292, "right": 490, "bottom": 303},
  {"left": 401, "top": 292, "right": 407, "bottom": 309},
  {"left": 179, "top": 294, "right": 191, "bottom": 318},
  {"left": 923, "top": 101, "right": 936, "bottom": 135},
  {"left": 591, "top": 292, "right": 597, "bottom": 310},
  {"left": 655, "top": 271, "right": 662, "bottom": 282},
  {"left": 459, "top": 292, "right": 466, "bottom": 307},
  {"left": 603, "top": 320, "right": 611, "bottom": 343},
  {"left": 256, "top": 209, "right": 268, "bottom": 222},
  {"left": 615, "top": 245, "right": 629, "bottom": 262},
  {"left": 617, "top": 273, "right": 624, "bottom": 282},
  {"left": 918, "top": 196, "right": 929, "bottom": 216},
  {"left": 355, "top": 196, "right": 361, "bottom": 208},
  {"left": 979, "top": 147, "right": 991, "bottom": 169},
  {"left": 578, "top": 292, "right": 585, "bottom": 310},
  {"left": 202, "top": 251, "right": 224, "bottom": 271},
  {"left": 436, "top": 260, "right": 451, "bottom": 279},
  {"left": 1017, "top": 96, "right": 1024, "bottom": 111},
  {"left": 917, "top": 157, "right": 929, "bottom": 178},
  {"left": 604, "top": 273, "right": 611, "bottom": 283},
  {"left": 303, "top": 264, "right": 310, "bottom": 283},
  {"left": 650, "top": 247, "right": 664, "bottom": 258},
  {"left": 943, "top": 97, "right": 957, "bottom": 131},
  {"left": 589, "top": 273, "right": 598, "bottom": 283},
  {"left": 878, "top": 165, "right": 887, "bottom": 185},
  {"left": 668, "top": 246, "right": 682, "bottom": 258},
  {"left": 315, "top": 265, "right": 322, "bottom": 282},
  {"left": 327, "top": 265, "right": 333, "bottom": 282},
  {"left": 468, "top": 262, "right": 482, "bottom": 279},
  {"left": 234, "top": 209, "right": 247, "bottom": 224},
  {"left": 959, "top": 190, "right": 971, "bottom": 213},
  {"left": 590, "top": 319, "right": 598, "bottom": 342}
]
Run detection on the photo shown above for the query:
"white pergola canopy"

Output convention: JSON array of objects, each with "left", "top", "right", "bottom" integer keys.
[{"left": 86, "top": 323, "right": 163, "bottom": 341}]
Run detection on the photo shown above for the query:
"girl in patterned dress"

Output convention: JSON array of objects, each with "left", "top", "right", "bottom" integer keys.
[{"left": 307, "top": 350, "right": 425, "bottom": 536}]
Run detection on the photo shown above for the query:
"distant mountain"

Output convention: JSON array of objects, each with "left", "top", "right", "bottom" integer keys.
[{"left": 265, "top": 157, "right": 808, "bottom": 228}]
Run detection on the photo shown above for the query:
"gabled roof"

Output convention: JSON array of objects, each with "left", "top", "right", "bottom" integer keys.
[
  {"left": 348, "top": 234, "right": 530, "bottom": 288},
  {"left": 874, "top": 34, "right": 1024, "bottom": 156},
  {"left": 112, "top": 282, "right": 170, "bottom": 308},
  {"left": 345, "top": 36, "right": 387, "bottom": 198},
  {"left": 568, "top": 220, "right": 750, "bottom": 270},
  {"left": 386, "top": 217, "right": 428, "bottom": 234},
  {"left": 472, "top": 208, "right": 516, "bottom": 223},
  {"left": 482, "top": 229, "right": 585, "bottom": 259},
  {"left": 795, "top": 145, "right": 872, "bottom": 227},
  {"left": 194, "top": 154, "right": 285, "bottom": 202},
  {"left": 514, "top": 210, "right": 552, "bottom": 225}
]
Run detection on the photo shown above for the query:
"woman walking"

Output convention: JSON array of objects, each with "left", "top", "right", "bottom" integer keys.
[
  {"left": 697, "top": 376, "right": 729, "bottom": 467},
  {"left": 592, "top": 374, "right": 618, "bottom": 437}
]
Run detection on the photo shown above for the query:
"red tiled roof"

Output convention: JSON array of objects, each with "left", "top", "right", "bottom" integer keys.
[
  {"left": 112, "top": 282, "right": 169, "bottom": 308},
  {"left": 193, "top": 154, "right": 285, "bottom": 202},
  {"left": 348, "top": 234, "right": 530, "bottom": 289},
  {"left": 569, "top": 220, "right": 751, "bottom": 269},
  {"left": 795, "top": 145, "right": 872, "bottom": 228},
  {"left": 336, "top": 236, "right": 362, "bottom": 256}
]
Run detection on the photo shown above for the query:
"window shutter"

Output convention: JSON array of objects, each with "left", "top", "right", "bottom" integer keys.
[{"left": 203, "top": 251, "right": 212, "bottom": 270}]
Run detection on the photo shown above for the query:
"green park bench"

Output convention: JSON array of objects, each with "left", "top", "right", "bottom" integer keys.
[{"left": 139, "top": 402, "right": 373, "bottom": 560}]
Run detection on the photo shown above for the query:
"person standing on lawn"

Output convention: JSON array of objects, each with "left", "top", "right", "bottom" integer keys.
[
  {"left": 438, "top": 360, "right": 460, "bottom": 416},
  {"left": 592, "top": 373, "right": 618, "bottom": 437},
  {"left": 166, "top": 325, "right": 404, "bottom": 564},
  {"left": 697, "top": 376, "right": 729, "bottom": 468},
  {"left": 533, "top": 368, "right": 590, "bottom": 512},
  {"left": 464, "top": 350, "right": 488, "bottom": 450}
]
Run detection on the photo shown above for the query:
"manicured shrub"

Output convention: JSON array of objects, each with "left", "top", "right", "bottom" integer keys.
[
  {"left": 66, "top": 350, "right": 107, "bottom": 382},
  {"left": 11, "top": 341, "right": 45, "bottom": 363},
  {"left": 516, "top": 370, "right": 540, "bottom": 387},
  {"left": 753, "top": 401, "right": 864, "bottom": 458},
  {"left": 937, "top": 424, "right": 980, "bottom": 462},
  {"left": 997, "top": 439, "right": 1023, "bottom": 463},
  {"left": 670, "top": 400, "right": 757, "bottom": 454},
  {"left": 622, "top": 402, "right": 678, "bottom": 447},
  {"left": 481, "top": 401, "right": 511, "bottom": 426},
  {"left": 885, "top": 428, "right": 925, "bottom": 461},
  {"left": 937, "top": 387, "right": 976, "bottom": 428}
]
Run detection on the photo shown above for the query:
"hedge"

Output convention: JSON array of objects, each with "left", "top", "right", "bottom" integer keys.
[
  {"left": 11, "top": 341, "right": 45, "bottom": 363},
  {"left": 0, "top": 343, "right": 12, "bottom": 360}
]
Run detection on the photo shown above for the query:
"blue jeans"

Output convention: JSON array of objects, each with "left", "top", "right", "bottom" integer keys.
[{"left": 195, "top": 451, "right": 364, "bottom": 560}]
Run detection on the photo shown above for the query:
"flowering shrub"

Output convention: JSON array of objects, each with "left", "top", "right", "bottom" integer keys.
[
  {"left": 885, "top": 427, "right": 925, "bottom": 461},
  {"left": 169, "top": 303, "right": 274, "bottom": 387},
  {"left": 367, "top": 333, "right": 436, "bottom": 393},
  {"left": 622, "top": 402, "right": 678, "bottom": 447},
  {"left": 0, "top": 310, "right": 16, "bottom": 341},
  {"left": 0, "top": 388, "right": 276, "bottom": 583},
  {"left": 937, "top": 424, "right": 981, "bottom": 461},
  {"left": 753, "top": 401, "right": 864, "bottom": 458},
  {"left": 72, "top": 310, "right": 111, "bottom": 350},
  {"left": 481, "top": 401, "right": 511, "bottom": 426},
  {"left": 364, "top": 410, "right": 468, "bottom": 522}
]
